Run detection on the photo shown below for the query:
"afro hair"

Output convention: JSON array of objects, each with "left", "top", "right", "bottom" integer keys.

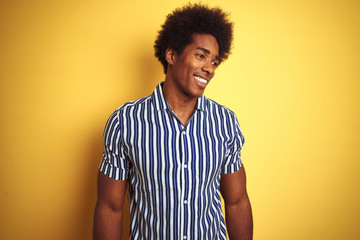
[{"left": 154, "top": 3, "right": 234, "bottom": 73}]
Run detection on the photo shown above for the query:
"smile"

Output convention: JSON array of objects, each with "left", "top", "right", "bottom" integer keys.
[{"left": 194, "top": 76, "right": 208, "bottom": 84}]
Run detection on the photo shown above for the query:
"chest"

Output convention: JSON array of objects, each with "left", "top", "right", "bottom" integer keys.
[{"left": 121, "top": 110, "right": 233, "bottom": 186}]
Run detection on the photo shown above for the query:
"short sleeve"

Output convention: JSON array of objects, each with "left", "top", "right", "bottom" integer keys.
[
  {"left": 99, "top": 110, "right": 128, "bottom": 180},
  {"left": 221, "top": 116, "right": 245, "bottom": 174}
]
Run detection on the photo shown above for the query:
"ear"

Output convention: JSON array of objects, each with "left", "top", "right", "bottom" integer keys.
[{"left": 165, "top": 47, "right": 176, "bottom": 65}]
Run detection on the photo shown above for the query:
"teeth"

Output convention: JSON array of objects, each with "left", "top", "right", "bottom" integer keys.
[{"left": 194, "top": 76, "right": 207, "bottom": 84}]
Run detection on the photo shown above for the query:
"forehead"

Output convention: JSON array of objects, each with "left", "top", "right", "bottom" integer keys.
[{"left": 186, "top": 33, "right": 219, "bottom": 55}]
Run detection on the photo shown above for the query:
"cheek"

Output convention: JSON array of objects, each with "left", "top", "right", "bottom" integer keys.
[{"left": 187, "top": 60, "right": 200, "bottom": 71}]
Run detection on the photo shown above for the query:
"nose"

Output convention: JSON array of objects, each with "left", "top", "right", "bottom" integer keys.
[{"left": 202, "top": 61, "right": 215, "bottom": 77}]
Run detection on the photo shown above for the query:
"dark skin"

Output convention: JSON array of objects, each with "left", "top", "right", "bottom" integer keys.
[
  {"left": 162, "top": 34, "right": 218, "bottom": 125},
  {"left": 93, "top": 173, "right": 127, "bottom": 240},
  {"left": 221, "top": 166, "right": 253, "bottom": 240},
  {"left": 93, "top": 34, "right": 253, "bottom": 239}
]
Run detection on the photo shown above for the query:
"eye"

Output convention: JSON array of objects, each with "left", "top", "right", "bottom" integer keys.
[
  {"left": 211, "top": 61, "right": 219, "bottom": 67},
  {"left": 196, "top": 53, "right": 205, "bottom": 59}
]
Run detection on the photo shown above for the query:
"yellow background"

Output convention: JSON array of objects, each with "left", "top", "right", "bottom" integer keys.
[{"left": 1, "top": 0, "right": 359, "bottom": 239}]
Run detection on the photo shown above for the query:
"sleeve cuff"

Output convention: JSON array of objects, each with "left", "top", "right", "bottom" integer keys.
[
  {"left": 99, "top": 159, "right": 128, "bottom": 180},
  {"left": 221, "top": 154, "right": 242, "bottom": 174}
]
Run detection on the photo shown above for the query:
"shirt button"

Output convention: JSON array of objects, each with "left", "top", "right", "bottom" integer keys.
[
  {"left": 184, "top": 164, "right": 188, "bottom": 168},
  {"left": 183, "top": 236, "right": 187, "bottom": 239},
  {"left": 184, "top": 200, "right": 188, "bottom": 204},
  {"left": 182, "top": 131, "right": 186, "bottom": 135}
]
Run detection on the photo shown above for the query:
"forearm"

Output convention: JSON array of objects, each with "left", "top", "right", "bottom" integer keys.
[
  {"left": 93, "top": 202, "right": 123, "bottom": 240},
  {"left": 225, "top": 196, "right": 253, "bottom": 240}
]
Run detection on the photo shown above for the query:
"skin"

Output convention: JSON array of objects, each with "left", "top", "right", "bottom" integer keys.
[
  {"left": 163, "top": 33, "right": 219, "bottom": 125},
  {"left": 93, "top": 33, "right": 253, "bottom": 240},
  {"left": 221, "top": 166, "right": 253, "bottom": 240},
  {"left": 93, "top": 172, "right": 127, "bottom": 240}
]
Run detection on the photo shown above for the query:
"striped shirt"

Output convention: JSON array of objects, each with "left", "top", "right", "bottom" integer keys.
[{"left": 99, "top": 82, "right": 245, "bottom": 239}]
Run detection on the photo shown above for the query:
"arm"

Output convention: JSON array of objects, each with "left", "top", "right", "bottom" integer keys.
[
  {"left": 220, "top": 165, "right": 253, "bottom": 240},
  {"left": 93, "top": 171, "right": 127, "bottom": 240}
]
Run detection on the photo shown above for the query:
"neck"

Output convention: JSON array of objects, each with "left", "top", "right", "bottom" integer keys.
[{"left": 162, "top": 80, "right": 198, "bottom": 126}]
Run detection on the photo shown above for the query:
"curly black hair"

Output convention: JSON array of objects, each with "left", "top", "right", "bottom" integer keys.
[{"left": 154, "top": 3, "right": 234, "bottom": 73}]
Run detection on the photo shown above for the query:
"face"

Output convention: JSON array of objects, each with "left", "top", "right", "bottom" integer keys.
[{"left": 166, "top": 33, "right": 220, "bottom": 99}]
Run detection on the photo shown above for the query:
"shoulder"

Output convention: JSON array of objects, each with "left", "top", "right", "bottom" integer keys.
[
  {"left": 116, "top": 95, "right": 151, "bottom": 113},
  {"left": 108, "top": 95, "right": 152, "bottom": 120},
  {"left": 204, "top": 97, "right": 244, "bottom": 139},
  {"left": 105, "top": 95, "right": 152, "bottom": 125},
  {"left": 204, "top": 97, "right": 238, "bottom": 119}
]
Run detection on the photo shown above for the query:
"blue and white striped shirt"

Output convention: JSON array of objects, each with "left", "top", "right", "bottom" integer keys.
[{"left": 100, "top": 82, "right": 245, "bottom": 239}]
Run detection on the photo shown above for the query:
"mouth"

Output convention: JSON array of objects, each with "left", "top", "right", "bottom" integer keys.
[{"left": 194, "top": 75, "right": 208, "bottom": 84}]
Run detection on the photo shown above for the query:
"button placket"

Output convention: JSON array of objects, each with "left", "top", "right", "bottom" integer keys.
[{"left": 180, "top": 127, "right": 190, "bottom": 240}]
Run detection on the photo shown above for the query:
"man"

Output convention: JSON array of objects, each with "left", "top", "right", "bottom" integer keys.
[{"left": 94, "top": 3, "right": 253, "bottom": 240}]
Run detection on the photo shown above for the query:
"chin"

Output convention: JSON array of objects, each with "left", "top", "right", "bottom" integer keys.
[{"left": 189, "top": 90, "right": 204, "bottom": 99}]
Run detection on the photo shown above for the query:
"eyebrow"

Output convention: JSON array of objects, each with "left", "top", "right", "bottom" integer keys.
[{"left": 197, "top": 47, "right": 220, "bottom": 61}]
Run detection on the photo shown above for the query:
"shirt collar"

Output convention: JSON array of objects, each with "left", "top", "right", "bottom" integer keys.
[{"left": 151, "top": 82, "right": 206, "bottom": 112}]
